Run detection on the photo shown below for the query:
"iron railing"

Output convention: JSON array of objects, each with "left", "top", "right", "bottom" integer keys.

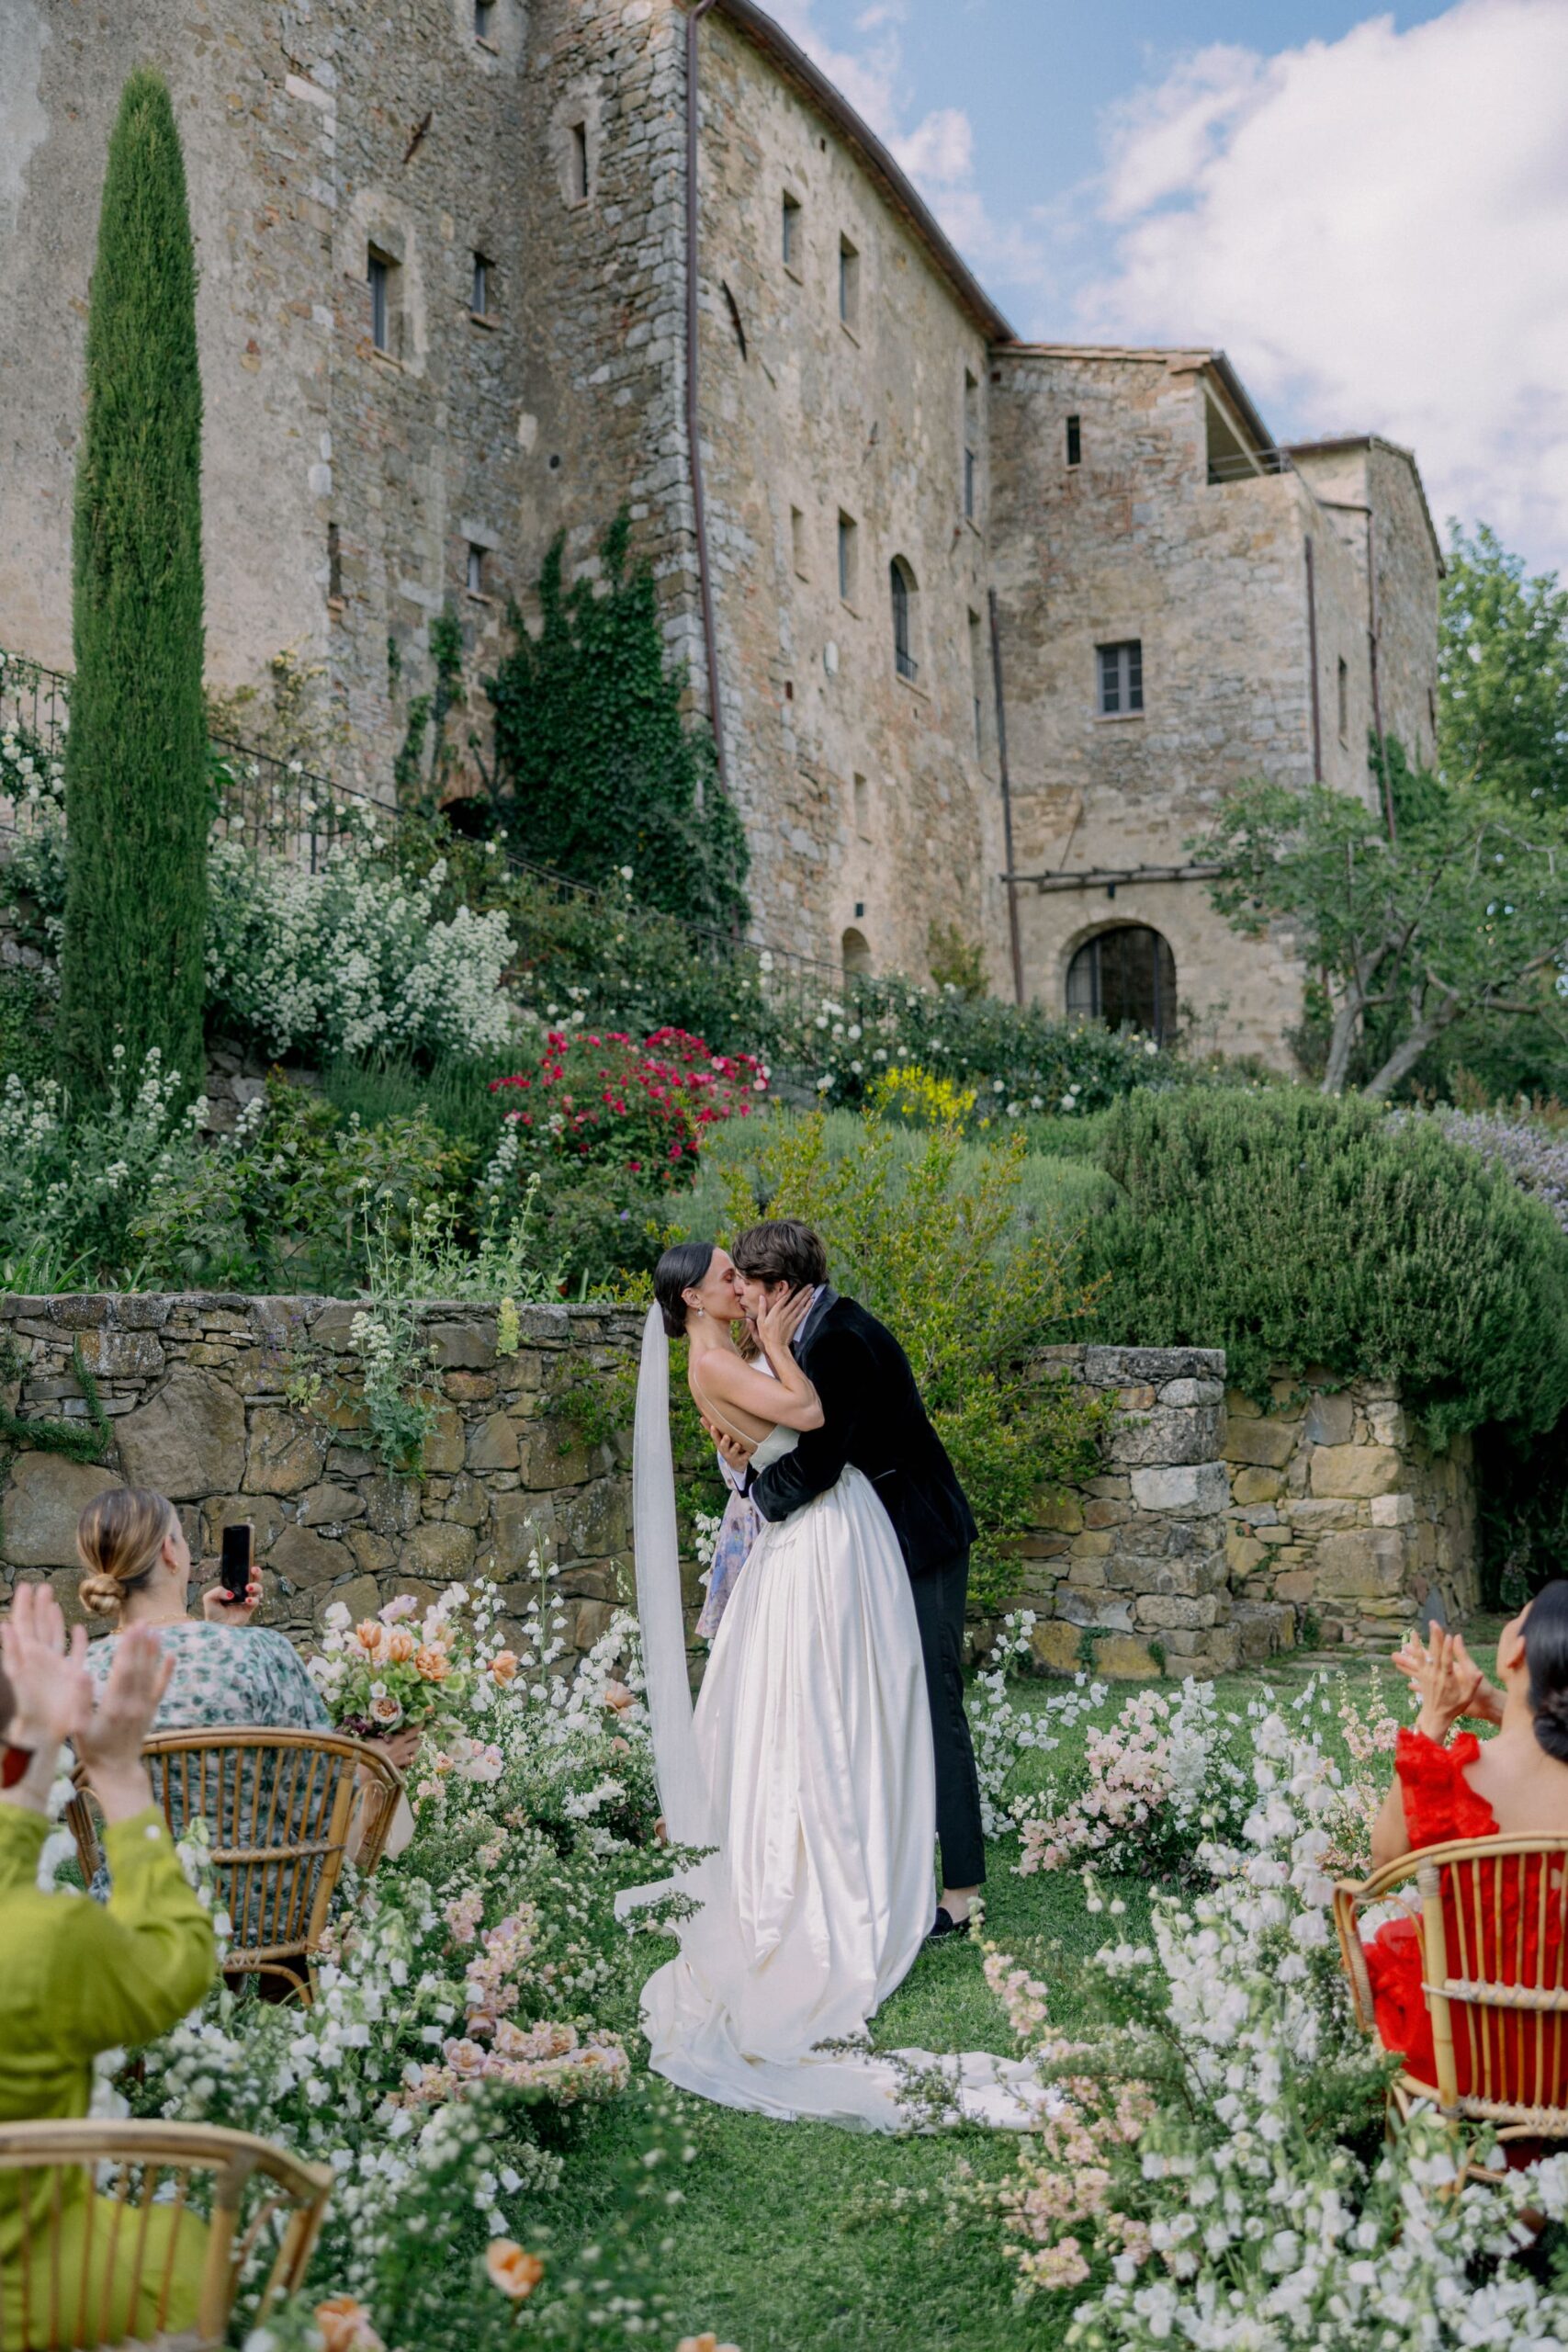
[{"left": 0, "top": 644, "right": 847, "bottom": 1047}]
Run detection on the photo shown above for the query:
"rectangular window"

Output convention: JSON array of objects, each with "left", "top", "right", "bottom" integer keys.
[
  {"left": 1337, "top": 656, "right": 1349, "bottom": 743},
  {"left": 471, "top": 253, "right": 491, "bottom": 315},
  {"left": 367, "top": 248, "right": 393, "bottom": 354},
  {"left": 327, "top": 521, "right": 343, "bottom": 605},
  {"left": 964, "top": 447, "right": 977, "bottom": 522},
  {"left": 568, "top": 121, "right": 589, "bottom": 205},
  {"left": 782, "top": 192, "right": 801, "bottom": 270},
  {"left": 838, "top": 235, "right": 859, "bottom": 330},
  {"left": 1066, "top": 413, "right": 1082, "bottom": 467},
  {"left": 467, "top": 543, "right": 487, "bottom": 596},
  {"left": 968, "top": 608, "right": 986, "bottom": 753},
  {"left": 790, "top": 504, "right": 808, "bottom": 580},
  {"left": 837, "top": 510, "right": 857, "bottom": 605},
  {"left": 963, "top": 369, "right": 980, "bottom": 521},
  {"left": 853, "top": 773, "right": 872, "bottom": 841},
  {"left": 474, "top": 0, "right": 494, "bottom": 36},
  {"left": 1098, "top": 639, "right": 1144, "bottom": 716}
]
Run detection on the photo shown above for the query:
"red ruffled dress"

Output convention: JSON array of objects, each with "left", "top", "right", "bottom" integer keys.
[{"left": 1365, "top": 1728, "right": 1567, "bottom": 2128}]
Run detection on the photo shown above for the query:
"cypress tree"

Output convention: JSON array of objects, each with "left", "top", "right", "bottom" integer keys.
[{"left": 58, "top": 69, "right": 209, "bottom": 1104}]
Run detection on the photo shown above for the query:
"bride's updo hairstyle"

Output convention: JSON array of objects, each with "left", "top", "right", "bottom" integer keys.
[
  {"left": 1525, "top": 1580, "right": 1568, "bottom": 1763},
  {"left": 76, "top": 1487, "right": 178, "bottom": 1624},
  {"left": 654, "top": 1241, "right": 715, "bottom": 1340}
]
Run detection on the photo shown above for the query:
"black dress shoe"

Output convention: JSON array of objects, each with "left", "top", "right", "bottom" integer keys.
[{"left": 927, "top": 1905, "right": 971, "bottom": 1941}]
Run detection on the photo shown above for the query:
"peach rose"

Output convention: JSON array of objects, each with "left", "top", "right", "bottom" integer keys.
[
  {"left": 313, "top": 2297, "right": 384, "bottom": 2352},
  {"left": 383, "top": 1627, "right": 416, "bottom": 1664},
  {"left": 368, "top": 1692, "right": 403, "bottom": 1728},
  {"left": 490, "top": 1650, "right": 519, "bottom": 1683},
  {"left": 484, "top": 2242, "right": 546, "bottom": 2301},
  {"left": 677, "top": 2336, "right": 739, "bottom": 2352},
  {"left": 414, "top": 1645, "right": 451, "bottom": 1681},
  {"left": 354, "top": 1621, "right": 385, "bottom": 1657},
  {"left": 602, "top": 1679, "right": 635, "bottom": 1713}
]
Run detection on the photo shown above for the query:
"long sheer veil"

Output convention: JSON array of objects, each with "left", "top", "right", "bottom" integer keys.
[{"left": 632, "top": 1303, "right": 713, "bottom": 1847}]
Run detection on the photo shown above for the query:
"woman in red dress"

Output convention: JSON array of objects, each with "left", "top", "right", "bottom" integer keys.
[{"left": 1364, "top": 1588, "right": 1568, "bottom": 2095}]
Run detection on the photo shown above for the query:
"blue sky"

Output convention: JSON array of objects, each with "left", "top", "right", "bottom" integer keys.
[{"left": 769, "top": 0, "right": 1568, "bottom": 573}]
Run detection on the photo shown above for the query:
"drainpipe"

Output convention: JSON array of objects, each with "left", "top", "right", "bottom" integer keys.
[
  {"left": 1303, "top": 537, "right": 1323, "bottom": 784},
  {"left": 1315, "top": 496, "right": 1397, "bottom": 845},
  {"left": 684, "top": 0, "right": 725, "bottom": 807},
  {"left": 987, "top": 586, "right": 1025, "bottom": 1005}
]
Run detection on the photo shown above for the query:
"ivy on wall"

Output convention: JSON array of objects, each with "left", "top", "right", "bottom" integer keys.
[{"left": 485, "top": 513, "right": 750, "bottom": 932}]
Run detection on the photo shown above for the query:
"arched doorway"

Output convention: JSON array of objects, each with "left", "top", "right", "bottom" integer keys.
[
  {"left": 841, "top": 926, "right": 872, "bottom": 978},
  {"left": 1066, "top": 925, "right": 1176, "bottom": 1043}
]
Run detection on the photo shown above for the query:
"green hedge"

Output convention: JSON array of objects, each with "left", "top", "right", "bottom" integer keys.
[{"left": 1084, "top": 1090, "right": 1568, "bottom": 1447}]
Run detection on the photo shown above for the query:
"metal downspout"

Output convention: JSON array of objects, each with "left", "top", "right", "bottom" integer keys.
[
  {"left": 685, "top": 0, "right": 725, "bottom": 807},
  {"left": 987, "top": 587, "right": 1025, "bottom": 1005}
]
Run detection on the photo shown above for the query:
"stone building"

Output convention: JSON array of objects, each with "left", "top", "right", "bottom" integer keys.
[{"left": 0, "top": 0, "right": 1441, "bottom": 1059}]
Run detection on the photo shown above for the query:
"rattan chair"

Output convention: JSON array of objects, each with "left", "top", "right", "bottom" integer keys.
[
  {"left": 1336, "top": 1833, "right": 1568, "bottom": 2168},
  {"left": 0, "top": 2117, "right": 331, "bottom": 2350},
  {"left": 66, "top": 1729, "right": 402, "bottom": 2000}
]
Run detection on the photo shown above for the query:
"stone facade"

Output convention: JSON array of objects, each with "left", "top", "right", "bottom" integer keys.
[
  {"left": 1223, "top": 1377, "right": 1478, "bottom": 1651},
  {"left": 0, "top": 1, "right": 1441, "bottom": 1061},
  {"left": 1012, "top": 1345, "right": 1249, "bottom": 1683},
  {"left": 0, "top": 1293, "right": 643, "bottom": 1661},
  {"left": 988, "top": 351, "right": 1442, "bottom": 1066}
]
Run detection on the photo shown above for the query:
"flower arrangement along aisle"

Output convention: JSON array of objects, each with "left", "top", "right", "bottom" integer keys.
[
  {"left": 129, "top": 1557, "right": 686, "bottom": 2352},
  {"left": 987, "top": 1697, "right": 1568, "bottom": 2348}
]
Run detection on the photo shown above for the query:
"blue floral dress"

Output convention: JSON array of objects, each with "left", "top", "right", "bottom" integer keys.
[
  {"left": 84, "top": 1622, "right": 330, "bottom": 1735},
  {"left": 698, "top": 1487, "right": 763, "bottom": 1640}
]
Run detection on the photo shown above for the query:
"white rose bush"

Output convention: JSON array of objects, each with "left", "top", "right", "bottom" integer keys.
[{"left": 987, "top": 1684, "right": 1568, "bottom": 2347}]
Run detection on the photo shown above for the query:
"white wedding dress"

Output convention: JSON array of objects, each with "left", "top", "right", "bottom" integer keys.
[{"left": 625, "top": 1306, "right": 1049, "bottom": 2132}]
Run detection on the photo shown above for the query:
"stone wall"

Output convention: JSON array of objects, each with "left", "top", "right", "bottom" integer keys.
[
  {"left": 0, "top": 1294, "right": 642, "bottom": 1659},
  {"left": 1013, "top": 1345, "right": 1247, "bottom": 1682},
  {"left": 987, "top": 350, "right": 1441, "bottom": 1068},
  {"left": 1223, "top": 1377, "right": 1478, "bottom": 1651}
]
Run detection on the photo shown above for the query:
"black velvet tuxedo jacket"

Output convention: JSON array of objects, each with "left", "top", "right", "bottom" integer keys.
[{"left": 747, "top": 1288, "right": 976, "bottom": 1580}]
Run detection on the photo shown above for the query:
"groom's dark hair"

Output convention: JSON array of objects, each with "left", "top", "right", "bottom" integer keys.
[{"left": 730, "top": 1218, "right": 828, "bottom": 1291}]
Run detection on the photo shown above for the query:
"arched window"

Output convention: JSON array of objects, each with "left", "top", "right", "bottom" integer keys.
[
  {"left": 1066, "top": 925, "right": 1176, "bottom": 1043},
  {"left": 841, "top": 926, "right": 872, "bottom": 978},
  {"left": 889, "top": 557, "right": 918, "bottom": 681}
]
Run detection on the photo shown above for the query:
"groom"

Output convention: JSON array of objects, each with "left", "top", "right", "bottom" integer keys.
[{"left": 728, "top": 1218, "right": 984, "bottom": 1939}]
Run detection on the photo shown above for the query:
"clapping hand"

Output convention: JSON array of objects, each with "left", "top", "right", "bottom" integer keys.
[
  {"left": 1393, "top": 1625, "right": 1497, "bottom": 1740},
  {"left": 1, "top": 1582, "right": 93, "bottom": 1764}
]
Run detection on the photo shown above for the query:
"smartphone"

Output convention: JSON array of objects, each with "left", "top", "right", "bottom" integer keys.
[{"left": 219, "top": 1521, "right": 254, "bottom": 1604}]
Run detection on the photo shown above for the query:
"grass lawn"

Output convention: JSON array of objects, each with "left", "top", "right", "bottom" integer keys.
[{"left": 551, "top": 1645, "right": 1424, "bottom": 2351}]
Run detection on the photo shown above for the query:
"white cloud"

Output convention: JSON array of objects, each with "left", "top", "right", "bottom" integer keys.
[{"left": 1075, "top": 1, "right": 1568, "bottom": 571}]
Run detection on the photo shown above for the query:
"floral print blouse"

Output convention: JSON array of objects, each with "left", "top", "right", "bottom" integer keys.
[{"left": 84, "top": 1621, "right": 330, "bottom": 1734}]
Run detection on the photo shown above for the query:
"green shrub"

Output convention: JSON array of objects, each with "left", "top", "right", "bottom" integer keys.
[
  {"left": 689, "top": 1111, "right": 1110, "bottom": 1613},
  {"left": 58, "top": 71, "right": 208, "bottom": 1107},
  {"left": 1084, "top": 1089, "right": 1568, "bottom": 1446}
]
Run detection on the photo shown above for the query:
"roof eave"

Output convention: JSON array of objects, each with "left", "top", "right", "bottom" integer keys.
[{"left": 709, "top": 0, "right": 1015, "bottom": 345}]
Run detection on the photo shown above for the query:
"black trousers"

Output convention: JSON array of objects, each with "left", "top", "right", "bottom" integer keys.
[{"left": 909, "top": 1551, "right": 986, "bottom": 1890}]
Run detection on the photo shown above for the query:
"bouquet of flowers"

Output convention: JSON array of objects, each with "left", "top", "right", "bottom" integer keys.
[{"left": 310, "top": 1586, "right": 476, "bottom": 1738}]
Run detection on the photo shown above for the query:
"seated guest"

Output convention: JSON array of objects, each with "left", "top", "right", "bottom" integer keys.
[
  {"left": 77, "top": 1487, "right": 330, "bottom": 1732},
  {"left": 77, "top": 1488, "right": 415, "bottom": 1864},
  {"left": 0, "top": 1582, "right": 217, "bottom": 2346},
  {"left": 1364, "top": 1593, "right": 1568, "bottom": 2093}
]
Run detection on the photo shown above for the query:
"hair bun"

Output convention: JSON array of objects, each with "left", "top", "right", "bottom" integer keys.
[{"left": 78, "top": 1572, "right": 122, "bottom": 1621}]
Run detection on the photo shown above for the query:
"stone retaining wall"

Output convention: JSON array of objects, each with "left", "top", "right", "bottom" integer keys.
[
  {"left": 0, "top": 1294, "right": 642, "bottom": 1660},
  {"left": 1012, "top": 1346, "right": 1247, "bottom": 1682},
  {"left": 1223, "top": 1377, "right": 1479, "bottom": 1650}
]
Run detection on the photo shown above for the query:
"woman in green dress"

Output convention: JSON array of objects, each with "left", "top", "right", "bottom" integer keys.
[{"left": 0, "top": 1581, "right": 217, "bottom": 2346}]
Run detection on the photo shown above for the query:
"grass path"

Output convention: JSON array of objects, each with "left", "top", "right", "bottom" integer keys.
[{"left": 551, "top": 1651, "right": 1409, "bottom": 2351}]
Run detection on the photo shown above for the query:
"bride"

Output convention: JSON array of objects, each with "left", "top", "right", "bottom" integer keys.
[{"left": 627, "top": 1240, "right": 1041, "bottom": 2131}]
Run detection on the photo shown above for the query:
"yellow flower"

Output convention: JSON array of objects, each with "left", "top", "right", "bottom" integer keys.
[{"left": 485, "top": 2241, "right": 546, "bottom": 2300}]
